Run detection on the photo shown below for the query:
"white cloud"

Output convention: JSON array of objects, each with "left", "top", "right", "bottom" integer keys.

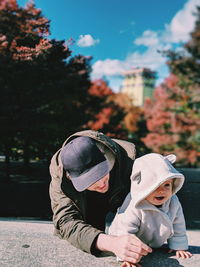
[
  {"left": 163, "top": 0, "right": 200, "bottom": 43},
  {"left": 91, "top": 0, "right": 200, "bottom": 91},
  {"left": 92, "top": 46, "right": 170, "bottom": 92},
  {"left": 92, "top": 47, "right": 165, "bottom": 77},
  {"left": 77, "top": 34, "right": 100, "bottom": 47},
  {"left": 92, "top": 59, "right": 125, "bottom": 77},
  {"left": 134, "top": 30, "right": 159, "bottom": 46},
  {"left": 92, "top": 42, "right": 172, "bottom": 81},
  {"left": 125, "top": 46, "right": 167, "bottom": 70}
]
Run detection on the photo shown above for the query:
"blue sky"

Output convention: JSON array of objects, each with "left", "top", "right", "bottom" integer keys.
[{"left": 18, "top": 0, "right": 200, "bottom": 91}]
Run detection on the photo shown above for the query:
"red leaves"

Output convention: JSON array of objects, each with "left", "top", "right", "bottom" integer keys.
[
  {"left": 143, "top": 73, "right": 200, "bottom": 166},
  {"left": 88, "top": 107, "right": 113, "bottom": 130},
  {"left": 0, "top": 0, "right": 51, "bottom": 61},
  {"left": 13, "top": 39, "right": 52, "bottom": 61},
  {"left": 0, "top": 0, "right": 18, "bottom": 11},
  {"left": 86, "top": 80, "right": 126, "bottom": 138},
  {"left": 88, "top": 79, "right": 113, "bottom": 97}
]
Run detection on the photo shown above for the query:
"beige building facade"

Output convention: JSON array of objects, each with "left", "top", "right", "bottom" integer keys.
[{"left": 121, "top": 68, "right": 156, "bottom": 106}]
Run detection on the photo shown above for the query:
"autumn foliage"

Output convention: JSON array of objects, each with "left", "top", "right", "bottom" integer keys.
[
  {"left": 142, "top": 7, "right": 200, "bottom": 167},
  {"left": 143, "top": 52, "right": 200, "bottom": 166},
  {"left": 0, "top": 0, "right": 92, "bottom": 170},
  {"left": 110, "top": 93, "right": 143, "bottom": 133},
  {"left": 0, "top": 0, "right": 132, "bottom": 173},
  {"left": 86, "top": 80, "right": 127, "bottom": 138},
  {"left": 0, "top": 0, "right": 52, "bottom": 60}
]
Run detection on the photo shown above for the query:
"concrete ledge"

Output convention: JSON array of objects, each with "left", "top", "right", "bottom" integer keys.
[{"left": 0, "top": 219, "right": 200, "bottom": 267}]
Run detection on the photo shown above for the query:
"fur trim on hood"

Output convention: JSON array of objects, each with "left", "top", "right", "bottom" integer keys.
[{"left": 130, "top": 153, "right": 184, "bottom": 208}]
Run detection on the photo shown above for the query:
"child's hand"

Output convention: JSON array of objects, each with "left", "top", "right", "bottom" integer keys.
[
  {"left": 168, "top": 249, "right": 193, "bottom": 259},
  {"left": 120, "top": 261, "right": 142, "bottom": 267}
]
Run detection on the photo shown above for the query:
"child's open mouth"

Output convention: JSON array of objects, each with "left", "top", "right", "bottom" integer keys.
[{"left": 155, "top": 196, "right": 165, "bottom": 200}]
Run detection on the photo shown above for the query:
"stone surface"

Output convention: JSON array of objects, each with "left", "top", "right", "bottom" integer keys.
[{"left": 0, "top": 219, "right": 200, "bottom": 267}]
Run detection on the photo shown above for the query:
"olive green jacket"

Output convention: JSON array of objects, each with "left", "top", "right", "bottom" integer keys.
[{"left": 49, "top": 130, "right": 136, "bottom": 255}]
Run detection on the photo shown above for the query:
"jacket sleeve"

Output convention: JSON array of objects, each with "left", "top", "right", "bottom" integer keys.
[
  {"left": 49, "top": 154, "right": 103, "bottom": 255},
  {"left": 167, "top": 200, "right": 188, "bottom": 250},
  {"left": 108, "top": 199, "right": 140, "bottom": 262},
  {"left": 109, "top": 198, "right": 140, "bottom": 236}
]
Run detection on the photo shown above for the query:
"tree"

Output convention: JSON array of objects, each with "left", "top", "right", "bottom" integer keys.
[
  {"left": 86, "top": 79, "right": 127, "bottom": 138},
  {"left": 0, "top": 0, "right": 53, "bottom": 173},
  {"left": 0, "top": 0, "right": 92, "bottom": 176},
  {"left": 86, "top": 80, "right": 149, "bottom": 153},
  {"left": 143, "top": 7, "right": 200, "bottom": 166},
  {"left": 110, "top": 93, "right": 149, "bottom": 155}
]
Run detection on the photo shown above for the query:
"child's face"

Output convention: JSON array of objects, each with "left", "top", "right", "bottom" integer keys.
[{"left": 145, "top": 179, "right": 173, "bottom": 206}]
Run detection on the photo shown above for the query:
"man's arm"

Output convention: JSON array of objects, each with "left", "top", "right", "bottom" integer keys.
[
  {"left": 49, "top": 151, "right": 152, "bottom": 260},
  {"left": 103, "top": 198, "right": 151, "bottom": 264},
  {"left": 49, "top": 171, "right": 152, "bottom": 260},
  {"left": 49, "top": 154, "right": 103, "bottom": 254}
]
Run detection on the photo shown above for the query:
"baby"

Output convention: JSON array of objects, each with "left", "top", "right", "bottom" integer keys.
[{"left": 108, "top": 153, "right": 192, "bottom": 267}]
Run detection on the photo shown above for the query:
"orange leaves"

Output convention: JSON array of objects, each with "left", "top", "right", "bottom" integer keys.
[
  {"left": 109, "top": 93, "right": 132, "bottom": 109},
  {"left": 87, "top": 80, "right": 116, "bottom": 131},
  {"left": 124, "top": 106, "right": 142, "bottom": 132},
  {"left": 88, "top": 79, "right": 113, "bottom": 97},
  {"left": 88, "top": 107, "right": 113, "bottom": 130},
  {"left": 12, "top": 39, "right": 52, "bottom": 61},
  {"left": 109, "top": 93, "right": 142, "bottom": 133},
  {"left": 86, "top": 79, "right": 127, "bottom": 138}
]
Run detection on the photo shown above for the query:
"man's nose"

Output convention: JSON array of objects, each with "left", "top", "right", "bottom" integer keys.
[{"left": 96, "top": 177, "right": 106, "bottom": 187}]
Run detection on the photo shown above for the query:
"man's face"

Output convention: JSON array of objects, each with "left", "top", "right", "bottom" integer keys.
[
  {"left": 145, "top": 179, "right": 173, "bottom": 206},
  {"left": 87, "top": 173, "right": 110, "bottom": 193}
]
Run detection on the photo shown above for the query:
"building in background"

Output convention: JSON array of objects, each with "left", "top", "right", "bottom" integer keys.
[{"left": 121, "top": 68, "right": 156, "bottom": 106}]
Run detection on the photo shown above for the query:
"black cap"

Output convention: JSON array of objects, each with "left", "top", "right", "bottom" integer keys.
[{"left": 60, "top": 136, "right": 110, "bottom": 191}]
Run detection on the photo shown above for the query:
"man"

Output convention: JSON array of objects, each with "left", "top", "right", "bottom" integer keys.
[{"left": 49, "top": 130, "right": 152, "bottom": 265}]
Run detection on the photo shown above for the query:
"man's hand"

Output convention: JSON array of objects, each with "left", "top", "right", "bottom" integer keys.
[
  {"left": 96, "top": 234, "right": 152, "bottom": 265},
  {"left": 111, "top": 234, "right": 151, "bottom": 264}
]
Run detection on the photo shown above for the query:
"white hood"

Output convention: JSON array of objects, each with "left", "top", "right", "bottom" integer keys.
[{"left": 130, "top": 153, "right": 184, "bottom": 208}]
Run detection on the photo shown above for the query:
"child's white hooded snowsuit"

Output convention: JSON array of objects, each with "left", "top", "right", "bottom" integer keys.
[{"left": 108, "top": 153, "right": 188, "bottom": 250}]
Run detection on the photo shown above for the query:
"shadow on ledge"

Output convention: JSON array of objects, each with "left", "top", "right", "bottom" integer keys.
[{"left": 139, "top": 246, "right": 200, "bottom": 267}]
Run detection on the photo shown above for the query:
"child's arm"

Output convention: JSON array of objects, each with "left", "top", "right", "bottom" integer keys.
[
  {"left": 168, "top": 249, "right": 193, "bottom": 258},
  {"left": 167, "top": 197, "right": 193, "bottom": 259},
  {"left": 167, "top": 198, "right": 188, "bottom": 251}
]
